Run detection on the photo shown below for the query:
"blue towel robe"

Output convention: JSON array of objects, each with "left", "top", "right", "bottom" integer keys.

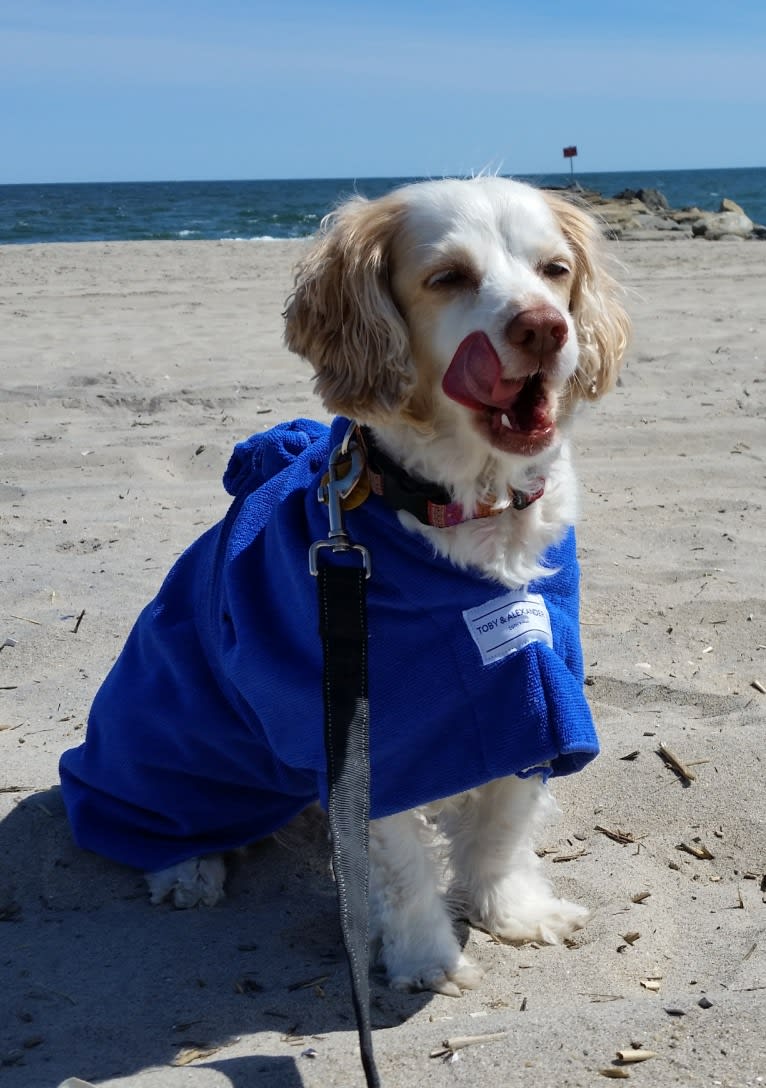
[{"left": 59, "top": 417, "right": 599, "bottom": 872}]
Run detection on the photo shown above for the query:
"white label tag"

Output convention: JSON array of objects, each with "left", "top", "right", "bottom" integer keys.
[{"left": 462, "top": 590, "right": 553, "bottom": 666}]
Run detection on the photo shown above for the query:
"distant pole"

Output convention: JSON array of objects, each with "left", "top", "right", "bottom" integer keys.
[{"left": 563, "top": 145, "right": 578, "bottom": 186}]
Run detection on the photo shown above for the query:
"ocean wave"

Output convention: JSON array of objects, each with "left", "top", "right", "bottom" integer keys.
[{"left": 224, "top": 235, "right": 306, "bottom": 243}]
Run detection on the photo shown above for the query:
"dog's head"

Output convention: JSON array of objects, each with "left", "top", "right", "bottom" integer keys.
[{"left": 284, "top": 177, "right": 629, "bottom": 462}]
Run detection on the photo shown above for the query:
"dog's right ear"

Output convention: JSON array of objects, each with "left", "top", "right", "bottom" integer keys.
[{"left": 284, "top": 194, "right": 414, "bottom": 420}]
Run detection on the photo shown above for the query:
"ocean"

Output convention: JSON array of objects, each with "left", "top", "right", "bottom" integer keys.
[{"left": 1, "top": 167, "right": 764, "bottom": 245}]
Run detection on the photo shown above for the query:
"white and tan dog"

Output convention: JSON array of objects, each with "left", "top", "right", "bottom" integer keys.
[{"left": 64, "top": 177, "right": 629, "bottom": 998}]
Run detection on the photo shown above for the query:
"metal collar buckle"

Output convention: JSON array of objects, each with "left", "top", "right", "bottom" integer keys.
[{"left": 309, "top": 422, "right": 372, "bottom": 578}]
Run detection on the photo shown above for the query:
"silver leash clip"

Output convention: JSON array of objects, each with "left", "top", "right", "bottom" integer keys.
[{"left": 309, "top": 422, "right": 372, "bottom": 578}]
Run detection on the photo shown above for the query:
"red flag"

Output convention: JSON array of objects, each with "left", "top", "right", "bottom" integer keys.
[{"left": 563, "top": 146, "right": 578, "bottom": 158}]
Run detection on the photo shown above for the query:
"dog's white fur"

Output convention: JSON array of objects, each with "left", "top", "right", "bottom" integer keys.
[{"left": 146, "top": 177, "right": 629, "bottom": 997}]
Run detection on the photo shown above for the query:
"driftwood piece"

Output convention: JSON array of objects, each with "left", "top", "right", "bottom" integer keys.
[{"left": 657, "top": 742, "right": 696, "bottom": 784}]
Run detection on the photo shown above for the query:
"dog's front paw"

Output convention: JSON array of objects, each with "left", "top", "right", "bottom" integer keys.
[
  {"left": 379, "top": 916, "right": 483, "bottom": 997},
  {"left": 146, "top": 855, "right": 226, "bottom": 908},
  {"left": 470, "top": 880, "right": 589, "bottom": 945},
  {"left": 388, "top": 950, "right": 482, "bottom": 998}
]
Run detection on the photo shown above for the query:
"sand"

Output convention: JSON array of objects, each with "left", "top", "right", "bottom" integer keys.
[{"left": 1, "top": 237, "right": 764, "bottom": 1088}]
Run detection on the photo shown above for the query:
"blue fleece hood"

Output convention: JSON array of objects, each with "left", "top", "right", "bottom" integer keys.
[{"left": 59, "top": 417, "right": 599, "bottom": 871}]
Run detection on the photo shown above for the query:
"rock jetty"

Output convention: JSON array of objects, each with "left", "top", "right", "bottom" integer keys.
[{"left": 553, "top": 186, "right": 765, "bottom": 241}]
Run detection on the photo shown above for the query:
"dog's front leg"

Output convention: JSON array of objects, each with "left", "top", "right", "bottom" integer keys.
[
  {"left": 368, "top": 811, "right": 481, "bottom": 996},
  {"left": 448, "top": 775, "right": 589, "bottom": 944}
]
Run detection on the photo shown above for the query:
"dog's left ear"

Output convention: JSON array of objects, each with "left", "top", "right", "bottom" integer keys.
[
  {"left": 284, "top": 194, "right": 414, "bottom": 420},
  {"left": 544, "top": 192, "right": 631, "bottom": 402}
]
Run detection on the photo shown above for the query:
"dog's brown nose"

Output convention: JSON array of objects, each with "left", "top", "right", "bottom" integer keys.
[{"left": 506, "top": 307, "right": 568, "bottom": 361}]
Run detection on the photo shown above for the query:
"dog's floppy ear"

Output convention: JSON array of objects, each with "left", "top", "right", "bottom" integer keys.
[
  {"left": 544, "top": 192, "right": 630, "bottom": 402},
  {"left": 284, "top": 194, "right": 413, "bottom": 420}
]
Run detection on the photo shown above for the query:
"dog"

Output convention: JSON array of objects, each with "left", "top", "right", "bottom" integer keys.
[{"left": 60, "top": 176, "right": 629, "bottom": 998}]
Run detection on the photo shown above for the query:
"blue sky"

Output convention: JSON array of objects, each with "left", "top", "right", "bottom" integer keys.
[{"left": 2, "top": 0, "right": 765, "bottom": 183}]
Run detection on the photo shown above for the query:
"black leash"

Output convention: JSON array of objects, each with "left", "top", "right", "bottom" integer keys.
[
  {"left": 318, "top": 565, "right": 380, "bottom": 1087},
  {"left": 310, "top": 424, "right": 381, "bottom": 1088}
]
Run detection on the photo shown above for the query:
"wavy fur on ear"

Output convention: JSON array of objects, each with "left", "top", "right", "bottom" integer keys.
[
  {"left": 284, "top": 194, "right": 414, "bottom": 419},
  {"left": 543, "top": 191, "right": 630, "bottom": 402}
]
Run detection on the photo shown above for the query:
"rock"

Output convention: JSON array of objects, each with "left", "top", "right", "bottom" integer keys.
[
  {"left": 719, "top": 197, "right": 746, "bottom": 215},
  {"left": 614, "top": 228, "right": 692, "bottom": 242},
  {"left": 597, "top": 205, "right": 642, "bottom": 226},
  {"left": 613, "top": 187, "right": 670, "bottom": 212},
  {"left": 584, "top": 199, "right": 644, "bottom": 238},
  {"left": 691, "top": 210, "right": 754, "bottom": 240},
  {"left": 669, "top": 206, "right": 705, "bottom": 225},
  {"left": 634, "top": 212, "right": 683, "bottom": 231},
  {"left": 543, "top": 186, "right": 757, "bottom": 240},
  {"left": 638, "top": 188, "right": 671, "bottom": 212}
]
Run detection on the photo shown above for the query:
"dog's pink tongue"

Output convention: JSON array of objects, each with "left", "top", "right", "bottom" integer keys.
[{"left": 442, "top": 331, "right": 523, "bottom": 410}]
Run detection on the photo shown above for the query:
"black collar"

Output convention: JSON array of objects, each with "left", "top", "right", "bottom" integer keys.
[{"left": 359, "top": 427, "right": 544, "bottom": 528}]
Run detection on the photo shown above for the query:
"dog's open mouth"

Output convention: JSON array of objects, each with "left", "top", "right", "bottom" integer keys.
[{"left": 442, "top": 331, "right": 557, "bottom": 456}]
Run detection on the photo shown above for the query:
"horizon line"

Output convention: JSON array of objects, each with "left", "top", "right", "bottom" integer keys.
[{"left": 2, "top": 164, "right": 765, "bottom": 188}]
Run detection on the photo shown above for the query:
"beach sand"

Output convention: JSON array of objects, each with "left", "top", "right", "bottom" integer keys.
[{"left": 1, "top": 238, "right": 764, "bottom": 1087}]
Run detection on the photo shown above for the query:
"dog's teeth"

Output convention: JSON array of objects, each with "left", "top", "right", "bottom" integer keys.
[{"left": 501, "top": 413, "right": 511, "bottom": 429}]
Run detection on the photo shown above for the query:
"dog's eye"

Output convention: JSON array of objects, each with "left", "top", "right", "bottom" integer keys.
[
  {"left": 425, "top": 267, "right": 477, "bottom": 290},
  {"left": 541, "top": 261, "right": 571, "bottom": 279}
]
